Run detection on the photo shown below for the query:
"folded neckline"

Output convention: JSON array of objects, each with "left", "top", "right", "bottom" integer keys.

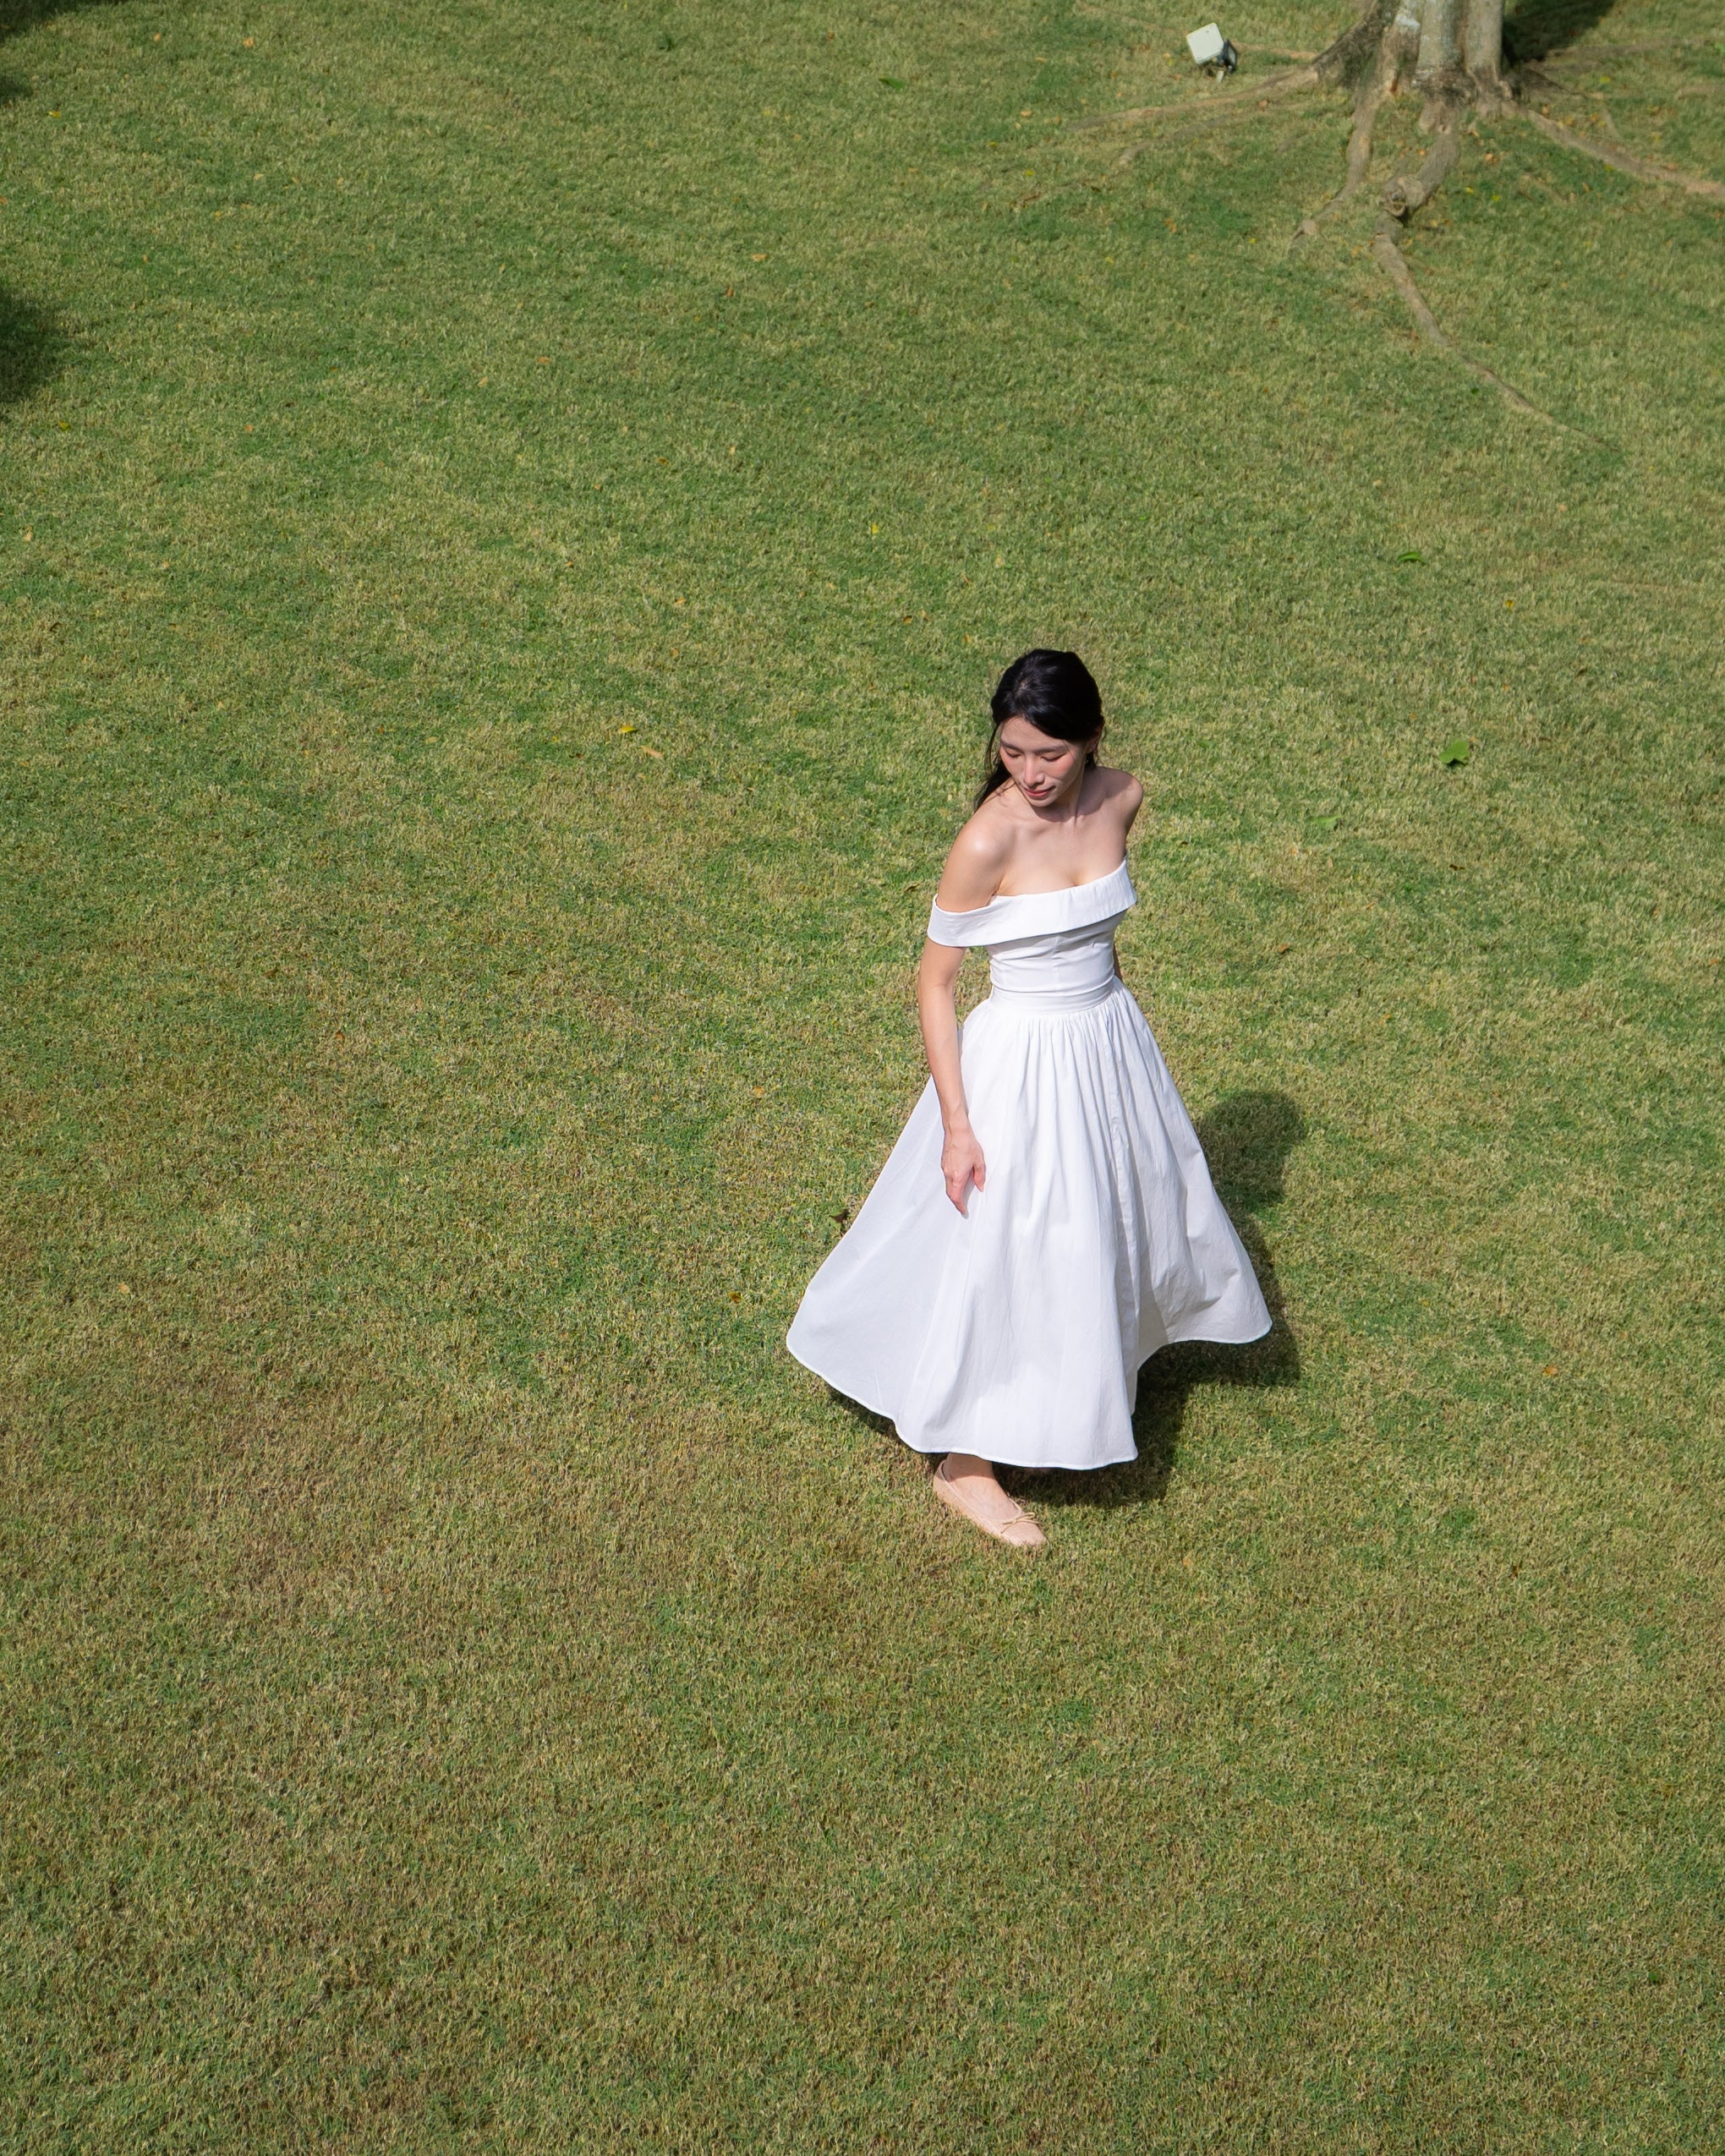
[{"left": 934, "top": 857, "right": 1130, "bottom": 920}]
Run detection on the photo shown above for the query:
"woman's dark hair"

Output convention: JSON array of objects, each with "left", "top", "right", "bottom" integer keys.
[{"left": 975, "top": 648, "right": 1105, "bottom": 808}]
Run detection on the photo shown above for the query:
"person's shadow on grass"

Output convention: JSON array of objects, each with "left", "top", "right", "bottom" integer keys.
[
  {"left": 0, "top": 286, "right": 66, "bottom": 410},
  {"left": 1004, "top": 1088, "right": 1306, "bottom": 1514},
  {"left": 826, "top": 1088, "right": 1306, "bottom": 1512}
]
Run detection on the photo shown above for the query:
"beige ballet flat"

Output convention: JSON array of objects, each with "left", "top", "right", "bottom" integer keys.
[{"left": 934, "top": 1460, "right": 1047, "bottom": 1550}]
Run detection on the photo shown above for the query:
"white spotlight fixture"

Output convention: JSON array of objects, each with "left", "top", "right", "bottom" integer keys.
[{"left": 1186, "top": 22, "right": 1239, "bottom": 74}]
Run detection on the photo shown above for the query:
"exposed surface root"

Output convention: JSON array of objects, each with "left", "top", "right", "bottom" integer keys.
[
  {"left": 1383, "top": 102, "right": 1461, "bottom": 219},
  {"left": 1514, "top": 36, "right": 1725, "bottom": 61},
  {"left": 1114, "top": 101, "right": 1329, "bottom": 168},
  {"left": 1290, "top": 80, "right": 1390, "bottom": 246},
  {"left": 1344, "top": 84, "right": 1390, "bottom": 194},
  {"left": 1369, "top": 218, "right": 1553, "bottom": 420},
  {"left": 1079, "top": 0, "right": 1717, "bottom": 418},
  {"left": 1074, "top": 64, "right": 1319, "bottom": 132},
  {"left": 1311, "top": 0, "right": 1399, "bottom": 89},
  {"left": 1290, "top": 6, "right": 1415, "bottom": 247},
  {"left": 1515, "top": 107, "right": 1725, "bottom": 202}
]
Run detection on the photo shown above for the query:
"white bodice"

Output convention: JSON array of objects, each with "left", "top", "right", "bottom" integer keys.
[{"left": 927, "top": 861, "right": 1134, "bottom": 1010}]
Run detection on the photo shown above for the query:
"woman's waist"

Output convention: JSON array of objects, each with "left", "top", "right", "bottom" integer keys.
[
  {"left": 983, "top": 972, "right": 1124, "bottom": 1015},
  {"left": 985, "top": 938, "right": 1118, "bottom": 999}
]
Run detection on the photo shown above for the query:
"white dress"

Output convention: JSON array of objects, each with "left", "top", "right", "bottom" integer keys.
[{"left": 786, "top": 862, "right": 1270, "bottom": 1470}]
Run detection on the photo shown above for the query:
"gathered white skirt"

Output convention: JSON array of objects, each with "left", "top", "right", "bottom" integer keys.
[{"left": 786, "top": 980, "right": 1270, "bottom": 1471}]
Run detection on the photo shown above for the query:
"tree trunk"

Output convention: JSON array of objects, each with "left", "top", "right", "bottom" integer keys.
[
  {"left": 1383, "top": 2, "right": 1423, "bottom": 91},
  {"left": 1320, "top": 0, "right": 1501, "bottom": 94},
  {"left": 1463, "top": 0, "right": 1504, "bottom": 89},
  {"left": 1416, "top": 0, "right": 1463, "bottom": 84}
]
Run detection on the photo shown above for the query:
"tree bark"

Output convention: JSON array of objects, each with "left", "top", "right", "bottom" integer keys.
[
  {"left": 1313, "top": 0, "right": 1399, "bottom": 89},
  {"left": 1383, "top": 2, "right": 1424, "bottom": 93},
  {"left": 1463, "top": 0, "right": 1504, "bottom": 87},
  {"left": 1416, "top": 0, "right": 1463, "bottom": 84}
]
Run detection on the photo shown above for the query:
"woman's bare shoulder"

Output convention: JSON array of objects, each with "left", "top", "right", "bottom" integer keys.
[
  {"left": 934, "top": 799, "right": 1016, "bottom": 911},
  {"left": 1092, "top": 763, "right": 1144, "bottom": 822}
]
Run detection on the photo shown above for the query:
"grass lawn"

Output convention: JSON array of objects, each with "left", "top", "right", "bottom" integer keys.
[{"left": 3, "top": 0, "right": 1723, "bottom": 2143}]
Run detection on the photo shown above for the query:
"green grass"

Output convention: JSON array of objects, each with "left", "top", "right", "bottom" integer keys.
[{"left": 3, "top": 0, "right": 1723, "bottom": 2144}]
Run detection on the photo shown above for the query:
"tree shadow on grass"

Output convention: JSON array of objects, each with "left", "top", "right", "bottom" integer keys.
[
  {"left": 0, "top": 284, "right": 67, "bottom": 410},
  {"left": 0, "top": 0, "right": 120, "bottom": 41},
  {"left": 1007, "top": 1089, "right": 1306, "bottom": 1515},
  {"left": 0, "top": 1, "right": 119, "bottom": 400},
  {"left": 1503, "top": 0, "right": 1622, "bottom": 64},
  {"left": 0, "top": 0, "right": 124, "bottom": 102}
]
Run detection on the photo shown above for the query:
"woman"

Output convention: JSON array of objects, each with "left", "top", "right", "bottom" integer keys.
[{"left": 787, "top": 650, "right": 1269, "bottom": 1548}]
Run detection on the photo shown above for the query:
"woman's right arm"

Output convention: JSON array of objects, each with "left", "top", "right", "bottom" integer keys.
[
  {"left": 917, "top": 818, "right": 1008, "bottom": 1215},
  {"left": 917, "top": 939, "right": 985, "bottom": 1214}
]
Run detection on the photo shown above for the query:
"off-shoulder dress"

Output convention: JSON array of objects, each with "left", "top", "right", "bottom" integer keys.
[{"left": 786, "top": 861, "right": 1269, "bottom": 1470}]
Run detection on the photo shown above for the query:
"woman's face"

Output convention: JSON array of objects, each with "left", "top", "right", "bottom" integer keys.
[{"left": 996, "top": 714, "right": 1099, "bottom": 809}]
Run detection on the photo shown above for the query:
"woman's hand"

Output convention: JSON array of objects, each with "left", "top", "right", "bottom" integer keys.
[
  {"left": 919, "top": 938, "right": 983, "bottom": 1213},
  {"left": 942, "top": 1125, "right": 987, "bottom": 1214}
]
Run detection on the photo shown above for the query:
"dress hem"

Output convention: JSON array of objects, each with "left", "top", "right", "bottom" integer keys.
[{"left": 786, "top": 1310, "right": 1273, "bottom": 1474}]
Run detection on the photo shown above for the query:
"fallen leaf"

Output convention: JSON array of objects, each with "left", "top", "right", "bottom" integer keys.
[
  {"left": 880, "top": 74, "right": 906, "bottom": 88},
  {"left": 1441, "top": 736, "right": 1471, "bottom": 767},
  {"left": 641, "top": 746, "right": 664, "bottom": 759},
  {"left": 1394, "top": 549, "right": 1424, "bottom": 564},
  {"left": 618, "top": 724, "right": 636, "bottom": 735}
]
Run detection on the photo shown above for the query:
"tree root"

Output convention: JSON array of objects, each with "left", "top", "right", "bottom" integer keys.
[
  {"left": 1113, "top": 100, "right": 1329, "bottom": 169},
  {"left": 1290, "top": 5, "right": 1417, "bottom": 248},
  {"left": 1075, "top": 0, "right": 1717, "bottom": 419},
  {"left": 1513, "top": 36, "right": 1725, "bottom": 61},
  {"left": 1072, "top": 64, "right": 1320, "bottom": 133},
  {"left": 1514, "top": 105, "right": 1725, "bottom": 202},
  {"left": 1383, "top": 101, "right": 1461, "bottom": 218},
  {"left": 1369, "top": 217, "right": 1554, "bottom": 420},
  {"left": 1289, "top": 81, "right": 1389, "bottom": 246}
]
